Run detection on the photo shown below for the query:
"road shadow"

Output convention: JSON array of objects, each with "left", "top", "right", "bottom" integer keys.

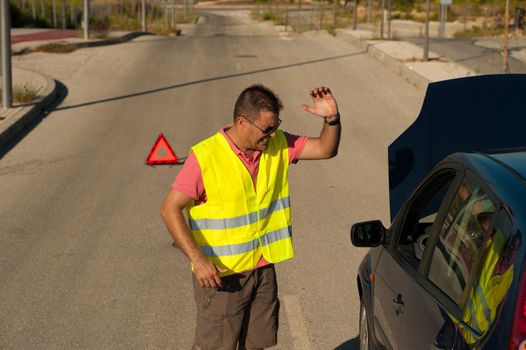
[
  {"left": 0, "top": 80, "right": 68, "bottom": 160},
  {"left": 54, "top": 50, "right": 366, "bottom": 112},
  {"left": 334, "top": 336, "right": 360, "bottom": 350}
]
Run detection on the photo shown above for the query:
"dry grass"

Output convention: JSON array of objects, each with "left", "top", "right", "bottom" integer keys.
[
  {"left": 35, "top": 43, "right": 77, "bottom": 54},
  {"left": 13, "top": 84, "right": 39, "bottom": 104}
]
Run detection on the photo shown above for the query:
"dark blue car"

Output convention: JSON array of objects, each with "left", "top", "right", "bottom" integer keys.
[{"left": 351, "top": 75, "right": 526, "bottom": 350}]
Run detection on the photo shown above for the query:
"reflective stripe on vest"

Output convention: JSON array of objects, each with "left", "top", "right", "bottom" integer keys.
[
  {"left": 189, "top": 196, "right": 291, "bottom": 231},
  {"left": 201, "top": 226, "right": 292, "bottom": 257},
  {"left": 187, "top": 130, "right": 294, "bottom": 275}
]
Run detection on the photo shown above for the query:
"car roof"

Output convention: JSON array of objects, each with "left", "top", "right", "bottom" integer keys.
[
  {"left": 444, "top": 150, "right": 526, "bottom": 229},
  {"left": 484, "top": 149, "right": 526, "bottom": 182}
]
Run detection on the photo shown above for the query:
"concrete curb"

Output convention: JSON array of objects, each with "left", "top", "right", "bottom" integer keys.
[
  {"left": 66, "top": 32, "right": 152, "bottom": 49},
  {"left": 0, "top": 32, "right": 150, "bottom": 151},
  {"left": 336, "top": 29, "right": 431, "bottom": 89},
  {"left": 366, "top": 42, "right": 432, "bottom": 88},
  {"left": 0, "top": 69, "right": 57, "bottom": 150},
  {"left": 13, "top": 31, "right": 152, "bottom": 55}
]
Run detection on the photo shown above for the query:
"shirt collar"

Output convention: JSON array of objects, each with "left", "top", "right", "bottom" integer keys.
[{"left": 220, "top": 126, "right": 261, "bottom": 161}]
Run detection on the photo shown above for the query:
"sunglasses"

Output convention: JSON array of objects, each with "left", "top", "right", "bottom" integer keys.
[{"left": 241, "top": 116, "right": 282, "bottom": 135}]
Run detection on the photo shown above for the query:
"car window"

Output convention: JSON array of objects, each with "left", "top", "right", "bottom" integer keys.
[
  {"left": 427, "top": 179, "right": 496, "bottom": 306},
  {"left": 462, "top": 210, "right": 516, "bottom": 339},
  {"left": 397, "top": 172, "right": 456, "bottom": 268}
]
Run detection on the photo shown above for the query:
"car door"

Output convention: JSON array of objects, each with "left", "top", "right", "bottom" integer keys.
[
  {"left": 374, "top": 170, "right": 503, "bottom": 350},
  {"left": 373, "top": 169, "right": 460, "bottom": 349}
]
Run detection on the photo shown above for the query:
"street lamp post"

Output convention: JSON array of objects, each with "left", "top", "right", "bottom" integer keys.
[
  {"left": 83, "top": 0, "right": 90, "bottom": 40},
  {"left": 423, "top": 0, "right": 430, "bottom": 60},
  {"left": 142, "top": 0, "right": 146, "bottom": 32},
  {"left": 352, "top": 0, "right": 358, "bottom": 30},
  {"left": 503, "top": 0, "right": 510, "bottom": 73},
  {"left": 1, "top": 0, "right": 13, "bottom": 110},
  {"left": 387, "top": 0, "right": 391, "bottom": 39}
]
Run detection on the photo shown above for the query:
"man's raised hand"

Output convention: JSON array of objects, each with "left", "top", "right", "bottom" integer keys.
[{"left": 299, "top": 86, "right": 339, "bottom": 118}]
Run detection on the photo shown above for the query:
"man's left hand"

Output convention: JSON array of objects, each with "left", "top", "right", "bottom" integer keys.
[{"left": 300, "top": 86, "right": 339, "bottom": 118}]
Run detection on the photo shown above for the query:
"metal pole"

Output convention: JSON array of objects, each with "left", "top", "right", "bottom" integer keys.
[
  {"left": 387, "top": 0, "right": 391, "bottom": 38},
  {"left": 352, "top": 0, "right": 357, "bottom": 29},
  {"left": 142, "top": 0, "right": 146, "bottom": 31},
  {"left": 423, "top": 0, "right": 430, "bottom": 60},
  {"left": 1, "top": 0, "right": 13, "bottom": 110},
  {"left": 333, "top": 0, "right": 338, "bottom": 27},
  {"left": 444, "top": 4, "right": 447, "bottom": 36},
  {"left": 184, "top": 0, "right": 188, "bottom": 23},
  {"left": 380, "top": 0, "right": 385, "bottom": 39},
  {"left": 284, "top": 2, "right": 288, "bottom": 32},
  {"left": 439, "top": 4, "right": 443, "bottom": 38},
  {"left": 83, "top": 0, "right": 89, "bottom": 40},
  {"left": 503, "top": 0, "right": 510, "bottom": 73},
  {"left": 319, "top": 0, "right": 324, "bottom": 31},
  {"left": 171, "top": 0, "right": 175, "bottom": 29},
  {"left": 164, "top": 1, "right": 168, "bottom": 27}
]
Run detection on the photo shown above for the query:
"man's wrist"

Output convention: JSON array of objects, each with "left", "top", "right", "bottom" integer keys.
[{"left": 324, "top": 113, "right": 340, "bottom": 125}]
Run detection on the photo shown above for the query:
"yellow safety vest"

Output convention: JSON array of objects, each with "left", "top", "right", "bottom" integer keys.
[
  {"left": 462, "top": 230, "right": 514, "bottom": 344},
  {"left": 187, "top": 130, "right": 294, "bottom": 276}
]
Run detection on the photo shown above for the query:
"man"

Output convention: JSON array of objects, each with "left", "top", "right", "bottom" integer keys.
[{"left": 160, "top": 84, "right": 341, "bottom": 350}]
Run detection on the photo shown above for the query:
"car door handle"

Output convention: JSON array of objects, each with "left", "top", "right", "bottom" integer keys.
[
  {"left": 392, "top": 294, "right": 404, "bottom": 305},
  {"left": 392, "top": 294, "right": 404, "bottom": 315}
]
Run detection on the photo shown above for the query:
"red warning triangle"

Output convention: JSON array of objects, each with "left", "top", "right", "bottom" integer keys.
[{"left": 146, "top": 133, "right": 179, "bottom": 165}]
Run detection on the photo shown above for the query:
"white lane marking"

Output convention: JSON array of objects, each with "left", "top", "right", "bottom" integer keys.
[{"left": 282, "top": 294, "right": 313, "bottom": 350}]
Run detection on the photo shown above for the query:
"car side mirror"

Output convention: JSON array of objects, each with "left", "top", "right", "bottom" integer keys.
[{"left": 350, "top": 220, "right": 386, "bottom": 247}]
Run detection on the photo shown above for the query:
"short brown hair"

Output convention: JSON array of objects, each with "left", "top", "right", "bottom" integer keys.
[{"left": 233, "top": 84, "right": 283, "bottom": 121}]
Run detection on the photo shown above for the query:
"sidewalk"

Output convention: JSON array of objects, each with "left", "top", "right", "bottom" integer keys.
[{"left": 334, "top": 28, "right": 476, "bottom": 88}]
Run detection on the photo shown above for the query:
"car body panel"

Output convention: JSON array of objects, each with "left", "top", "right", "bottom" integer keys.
[
  {"left": 357, "top": 153, "right": 526, "bottom": 349},
  {"left": 354, "top": 75, "right": 526, "bottom": 350}
]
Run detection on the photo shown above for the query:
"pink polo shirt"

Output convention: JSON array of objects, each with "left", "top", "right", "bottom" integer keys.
[{"left": 172, "top": 126, "right": 308, "bottom": 269}]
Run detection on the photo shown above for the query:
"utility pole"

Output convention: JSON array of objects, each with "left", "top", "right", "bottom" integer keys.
[
  {"left": 83, "top": 0, "right": 90, "bottom": 40},
  {"left": 380, "top": 0, "right": 385, "bottom": 39},
  {"left": 387, "top": 0, "right": 391, "bottom": 39},
  {"left": 423, "top": 0, "right": 430, "bottom": 60},
  {"left": 171, "top": 0, "right": 176, "bottom": 30},
  {"left": 333, "top": 0, "right": 338, "bottom": 27},
  {"left": 1, "top": 0, "right": 13, "bottom": 110},
  {"left": 352, "top": 0, "right": 357, "bottom": 30},
  {"left": 503, "top": 0, "right": 510, "bottom": 73},
  {"left": 142, "top": 0, "right": 146, "bottom": 32}
]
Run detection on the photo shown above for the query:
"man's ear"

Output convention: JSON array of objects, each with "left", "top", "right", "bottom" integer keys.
[{"left": 235, "top": 115, "right": 246, "bottom": 128}]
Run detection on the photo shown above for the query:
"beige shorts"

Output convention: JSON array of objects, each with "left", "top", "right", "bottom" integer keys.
[{"left": 192, "top": 264, "right": 279, "bottom": 350}]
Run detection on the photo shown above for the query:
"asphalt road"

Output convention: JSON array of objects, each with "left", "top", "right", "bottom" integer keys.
[{"left": 1, "top": 11, "right": 425, "bottom": 349}]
